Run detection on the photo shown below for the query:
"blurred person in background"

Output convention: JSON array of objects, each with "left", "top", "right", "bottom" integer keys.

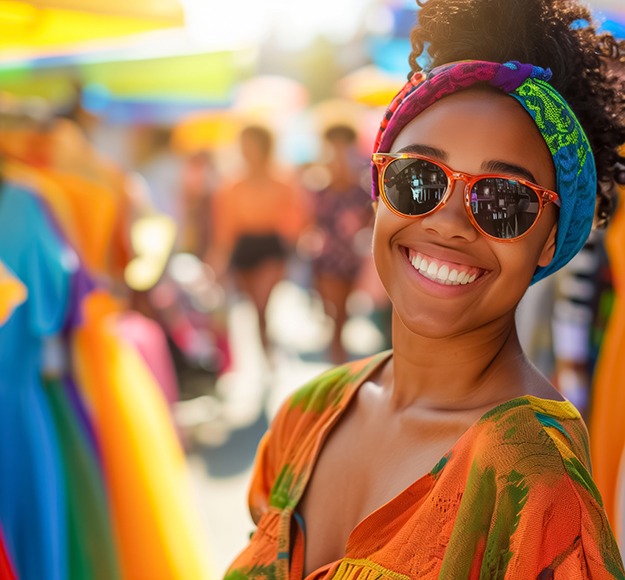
[
  {"left": 134, "top": 126, "right": 180, "bottom": 223},
  {"left": 208, "top": 124, "right": 308, "bottom": 359},
  {"left": 129, "top": 142, "right": 230, "bottom": 399},
  {"left": 179, "top": 149, "right": 220, "bottom": 259},
  {"left": 307, "top": 124, "right": 372, "bottom": 363}
]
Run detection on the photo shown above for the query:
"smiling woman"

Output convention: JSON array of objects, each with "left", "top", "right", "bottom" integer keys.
[{"left": 225, "top": 0, "right": 625, "bottom": 578}]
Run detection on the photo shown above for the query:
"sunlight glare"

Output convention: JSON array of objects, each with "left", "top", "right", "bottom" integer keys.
[{"left": 182, "top": 0, "right": 375, "bottom": 50}]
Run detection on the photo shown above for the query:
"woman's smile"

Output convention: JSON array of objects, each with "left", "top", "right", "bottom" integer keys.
[{"left": 405, "top": 248, "right": 486, "bottom": 285}]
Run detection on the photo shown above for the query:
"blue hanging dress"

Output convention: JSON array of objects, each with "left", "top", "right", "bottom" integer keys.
[{"left": 0, "top": 181, "right": 73, "bottom": 580}]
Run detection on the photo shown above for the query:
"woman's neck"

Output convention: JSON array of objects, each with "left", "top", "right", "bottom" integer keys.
[{"left": 382, "top": 310, "right": 538, "bottom": 413}]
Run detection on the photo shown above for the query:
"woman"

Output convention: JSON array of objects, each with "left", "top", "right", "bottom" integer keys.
[
  {"left": 226, "top": 0, "right": 625, "bottom": 577},
  {"left": 310, "top": 124, "right": 371, "bottom": 363},
  {"left": 210, "top": 125, "right": 307, "bottom": 356}
]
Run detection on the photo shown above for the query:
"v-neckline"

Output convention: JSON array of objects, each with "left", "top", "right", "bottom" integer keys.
[{"left": 293, "top": 350, "right": 580, "bottom": 580}]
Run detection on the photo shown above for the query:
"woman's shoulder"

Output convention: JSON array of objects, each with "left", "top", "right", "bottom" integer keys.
[
  {"left": 471, "top": 395, "right": 593, "bottom": 483},
  {"left": 270, "top": 351, "right": 391, "bottom": 445},
  {"left": 457, "top": 397, "right": 624, "bottom": 577}
]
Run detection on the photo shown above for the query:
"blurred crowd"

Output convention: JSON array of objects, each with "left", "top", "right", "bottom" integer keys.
[{"left": 90, "top": 98, "right": 393, "bottom": 385}]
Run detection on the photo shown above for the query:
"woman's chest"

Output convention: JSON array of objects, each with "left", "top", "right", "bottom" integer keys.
[{"left": 297, "top": 416, "right": 464, "bottom": 576}]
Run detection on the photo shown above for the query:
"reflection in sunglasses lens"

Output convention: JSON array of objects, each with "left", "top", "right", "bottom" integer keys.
[
  {"left": 384, "top": 159, "right": 447, "bottom": 215},
  {"left": 471, "top": 179, "right": 540, "bottom": 239},
  {"left": 381, "top": 157, "right": 543, "bottom": 240}
]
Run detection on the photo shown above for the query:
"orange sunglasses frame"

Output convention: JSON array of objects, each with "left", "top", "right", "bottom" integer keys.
[{"left": 372, "top": 152, "right": 561, "bottom": 242}]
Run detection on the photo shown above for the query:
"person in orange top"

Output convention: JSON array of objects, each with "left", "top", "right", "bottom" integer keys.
[
  {"left": 209, "top": 124, "right": 308, "bottom": 356},
  {"left": 225, "top": 0, "right": 625, "bottom": 578}
]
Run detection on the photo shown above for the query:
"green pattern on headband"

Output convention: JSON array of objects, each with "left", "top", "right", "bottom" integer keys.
[{"left": 516, "top": 79, "right": 589, "bottom": 177}]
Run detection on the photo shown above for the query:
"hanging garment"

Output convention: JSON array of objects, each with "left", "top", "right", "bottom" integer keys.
[
  {"left": 44, "top": 376, "right": 120, "bottom": 580},
  {"left": 4, "top": 160, "right": 120, "bottom": 278},
  {"left": 0, "top": 262, "right": 21, "bottom": 580},
  {"left": 73, "top": 290, "right": 213, "bottom": 580},
  {"left": 116, "top": 309, "right": 180, "bottom": 407},
  {"left": 30, "top": 178, "right": 120, "bottom": 578},
  {"left": 590, "top": 183, "right": 625, "bottom": 542},
  {"left": 0, "top": 182, "right": 75, "bottom": 580}
]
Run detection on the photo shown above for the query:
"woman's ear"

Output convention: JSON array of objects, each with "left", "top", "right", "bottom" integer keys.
[
  {"left": 537, "top": 222, "right": 558, "bottom": 267},
  {"left": 371, "top": 199, "right": 379, "bottom": 213}
]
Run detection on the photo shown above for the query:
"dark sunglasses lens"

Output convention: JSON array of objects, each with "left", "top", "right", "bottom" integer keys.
[
  {"left": 383, "top": 158, "right": 448, "bottom": 215},
  {"left": 470, "top": 179, "right": 540, "bottom": 239}
]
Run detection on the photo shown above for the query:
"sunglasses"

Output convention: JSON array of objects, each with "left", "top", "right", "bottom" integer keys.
[{"left": 372, "top": 153, "right": 560, "bottom": 241}]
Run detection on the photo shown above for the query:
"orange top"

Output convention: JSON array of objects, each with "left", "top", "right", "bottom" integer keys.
[
  {"left": 211, "top": 173, "right": 308, "bottom": 252},
  {"left": 4, "top": 159, "right": 128, "bottom": 280},
  {"left": 226, "top": 352, "right": 624, "bottom": 579}
]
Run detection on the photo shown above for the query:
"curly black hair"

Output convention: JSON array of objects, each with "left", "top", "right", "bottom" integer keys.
[{"left": 408, "top": 0, "right": 625, "bottom": 227}]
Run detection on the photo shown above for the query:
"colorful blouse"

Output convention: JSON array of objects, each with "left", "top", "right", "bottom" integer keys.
[{"left": 226, "top": 351, "right": 625, "bottom": 579}]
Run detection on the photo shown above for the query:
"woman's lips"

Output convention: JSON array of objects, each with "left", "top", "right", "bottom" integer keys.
[{"left": 406, "top": 248, "right": 486, "bottom": 286}]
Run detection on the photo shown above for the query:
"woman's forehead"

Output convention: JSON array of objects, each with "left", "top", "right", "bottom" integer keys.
[
  {"left": 390, "top": 89, "right": 557, "bottom": 188},
  {"left": 391, "top": 88, "right": 531, "bottom": 144}
]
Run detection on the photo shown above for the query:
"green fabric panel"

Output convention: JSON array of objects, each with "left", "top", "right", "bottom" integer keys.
[
  {"left": 479, "top": 470, "right": 528, "bottom": 579},
  {"left": 45, "top": 378, "right": 121, "bottom": 580},
  {"left": 439, "top": 461, "right": 497, "bottom": 577}
]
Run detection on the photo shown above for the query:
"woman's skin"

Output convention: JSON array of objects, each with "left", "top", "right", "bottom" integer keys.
[{"left": 298, "top": 88, "right": 565, "bottom": 576}]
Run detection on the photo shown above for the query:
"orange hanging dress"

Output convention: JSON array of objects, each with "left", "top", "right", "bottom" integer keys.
[
  {"left": 590, "top": 179, "right": 625, "bottom": 542},
  {"left": 72, "top": 291, "right": 212, "bottom": 580}
]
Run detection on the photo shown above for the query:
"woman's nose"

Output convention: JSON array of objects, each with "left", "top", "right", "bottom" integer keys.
[{"left": 419, "top": 179, "right": 478, "bottom": 242}]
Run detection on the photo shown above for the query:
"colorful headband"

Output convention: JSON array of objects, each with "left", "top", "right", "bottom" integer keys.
[{"left": 371, "top": 60, "right": 597, "bottom": 285}]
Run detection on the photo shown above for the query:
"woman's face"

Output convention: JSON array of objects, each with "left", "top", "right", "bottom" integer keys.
[{"left": 372, "top": 88, "right": 558, "bottom": 338}]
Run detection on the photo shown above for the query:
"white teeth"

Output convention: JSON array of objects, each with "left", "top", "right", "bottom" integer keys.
[{"left": 409, "top": 252, "right": 480, "bottom": 286}]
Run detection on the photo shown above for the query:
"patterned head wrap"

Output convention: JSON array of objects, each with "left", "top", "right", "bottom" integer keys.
[{"left": 371, "top": 60, "right": 597, "bottom": 284}]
